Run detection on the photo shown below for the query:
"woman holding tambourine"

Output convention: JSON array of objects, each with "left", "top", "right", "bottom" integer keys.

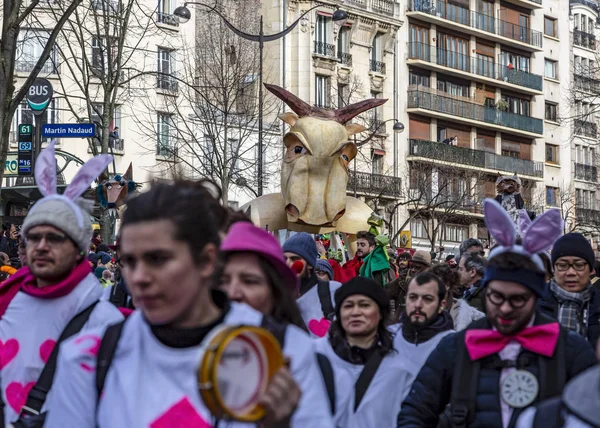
[{"left": 44, "top": 181, "right": 335, "bottom": 428}]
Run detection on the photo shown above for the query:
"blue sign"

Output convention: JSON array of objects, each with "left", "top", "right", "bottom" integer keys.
[
  {"left": 42, "top": 123, "right": 95, "bottom": 138},
  {"left": 18, "top": 158, "right": 32, "bottom": 175}
]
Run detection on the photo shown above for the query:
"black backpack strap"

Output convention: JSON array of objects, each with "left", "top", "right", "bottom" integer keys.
[
  {"left": 532, "top": 397, "right": 564, "bottom": 428},
  {"left": 538, "top": 327, "right": 566, "bottom": 400},
  {"left": 317, "top": 280, "right": 335, "bottom": 321},
  {"left": 260, "top": 315, "right": 287, "bottom": 349},
  {"left": 316, "top": 353, "right": 336, "bottom": 415},
  {"left": 354, "top": 350, "right": 384, "bottom": 412},
  {"left": 19, "top": 301, "right": 99, "bottom": 417},
  {"left": 95, "top": 320, "right": 126, "bottom": 398},
  {"left": 449, "top": 334, "right": 480, "bottom": 428}
]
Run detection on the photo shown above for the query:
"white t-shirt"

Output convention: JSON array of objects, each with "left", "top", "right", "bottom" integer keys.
[
  {"left": 0, "top": 273, "right": 123, "bottom": 425},
  {"left": 296, "top": 281, "right": 341, "bottom": 338},
  {"left": 44, "top": 302, "right": 335, "bottom": 428},
  {"left": 314, "top": 324, "right": 453, "bottom": 428}
]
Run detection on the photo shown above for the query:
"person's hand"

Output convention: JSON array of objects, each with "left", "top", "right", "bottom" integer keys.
[
  {"left": 259, "top": 363, "right": 301, "bottom": 428},
  {"left": 315, "top": 241, "right": 327, "bottom": 257}
]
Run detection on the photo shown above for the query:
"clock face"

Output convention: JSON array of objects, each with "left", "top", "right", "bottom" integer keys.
[{"left": 501, "top": 370, "right": 539, "bottom": 408}]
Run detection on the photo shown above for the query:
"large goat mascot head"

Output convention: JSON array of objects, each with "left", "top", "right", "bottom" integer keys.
[{"left": 265, "top": 84, "right": 387, "bottom": 227}]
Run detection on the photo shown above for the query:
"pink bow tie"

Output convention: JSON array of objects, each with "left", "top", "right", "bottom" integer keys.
[{"left": 465, "top": 322, "right": 560, "bottom": 361}]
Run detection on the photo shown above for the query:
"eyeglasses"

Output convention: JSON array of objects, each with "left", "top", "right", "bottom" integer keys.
[
  {"left": 25, "top": 232, "right": 69, "bottom": 247},
  {"left": 486, "top": 290, "right": 533, "bottom": 309},
  {"left": 554, "top": 261, "right": 588, "bottom": 272}
]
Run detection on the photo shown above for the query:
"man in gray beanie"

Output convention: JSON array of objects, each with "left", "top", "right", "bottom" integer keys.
[
  {"left": 0, "top": 143, "right": 123, "bottom": 426},
  {"left": 283, "top": 232, "right": 341, "bottom": 337},
  {"left": 541, "top": 232, "right": 600, "bottom": 349}
]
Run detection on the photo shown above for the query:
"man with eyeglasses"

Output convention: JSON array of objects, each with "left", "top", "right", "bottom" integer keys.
[
  {"left": 397, "top": 252, "right": 596, "bottom": 428},
  {"left": 540, "top": 233, "right": 600, "bottom": 349}
]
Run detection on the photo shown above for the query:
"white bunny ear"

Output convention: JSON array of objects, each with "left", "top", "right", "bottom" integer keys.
[
  {"left": 518, "top": 209, "right": 533, "bottom": 236},
  {"left": 483, "top": 198, "right": 517, "bottom": 247},
  {"left": 35, "top": 141, "right": 57, "bottom": 196},
  {"left": 63, "top": 154, "right": 113, "bottom": 200},
  {"left": 522, "top": 208, "right": 564, "bottom": 255}
]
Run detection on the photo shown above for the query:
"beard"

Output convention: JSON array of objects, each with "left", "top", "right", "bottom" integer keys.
[{"left": 406, "top": 308, "right": 439, "bottom": 328}]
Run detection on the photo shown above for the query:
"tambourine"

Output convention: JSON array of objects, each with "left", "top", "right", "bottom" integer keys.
[{"left": 198, "top": 325, "right": 284, "bottom": 422}]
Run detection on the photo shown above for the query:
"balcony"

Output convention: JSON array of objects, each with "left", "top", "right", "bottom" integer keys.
[
  {"left": 407, "top": 43, "right": 542, "bottom": 92},
  {"left": 574, "top": 119, "right": 597, "bottom": 139},
  {"left": 574, "top": 163, "right": 598, "bottom": 182},
  {"left": 574, "top": 74, "right": 600, "bottom": 94},
  {"left": 370, "top": 60, "right": 386, "bottom": 74},
  {"left": 314, "top": 41, "right": 336, "bottom": 58},
  {"left": 338, "top": 51, "right": 353, "bottom": 67},
  {"left": 574, "top": 30, "right": 596, "bottom": 50},
  {"left": 15, "top": 60, "right": 57, "bottom": 75},
  {"left": 348, "top": 171, "right": 402, "bottom": 198},
  {"left": 407, "top": 89, "right": 543, "bottom": 136},
  {"left": 157, "top": 12, "right": 180, "bottom": 27},
  {"left": 409, "top": 139, "right": 544, "bottom": 178},
  {"left": 577, "top": 208, "right": 600, "bottom": 225},
  {"left": 156, "top": 76, "right": 178, "bottom": 93},
  {"left": 157, "top": 144, "right": 178, "bottom": 158},
  {"left": 407, "top": 0, "right": 542, "bottom": 51},
  {"left": 345, "top": 0, "right": 399, "bottom": 18}
]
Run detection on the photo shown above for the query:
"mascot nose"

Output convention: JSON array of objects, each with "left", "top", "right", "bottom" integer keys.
[{"left": 285, "top": 204, "right": 300, "bottom": 218}]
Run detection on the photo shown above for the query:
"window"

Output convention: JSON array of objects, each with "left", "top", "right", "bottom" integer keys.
[
  {"left": 500, "top": 51, "right": 530, "bottom": 73},
  {"left": 13, "top": 100, "right": 58, "bottom": 144},
  {"left": 436, "top": 33, "right": 469, "bottom": 72},
  {"left": 410, "top": 219, "right": 427, "bottom": 239},
  {"left": 157, "top": 0, "right": 179, "bottom": 25},
  {"left": 91, "top": 37, "right": 118, "bottom": 76},
  {"left": 409, "top": 71, "right": 430, "bottom": 88},
  {"left": 92, "top": 0, "right": 121, "bottom": 13},
  {"left": 337, "top": 26, "right": 350, "bottom": 55},
  {"left": 476, "top": 53, "right": 494, "bottom": 78},
  {"left": 544, "top": 17, "right": 557, "bottom": 37},
  {"left": 502, "top": 95, "right": 530, "bottom": 116},
  {"left": 315, "top": 75, "right": 330, "bottom": 108},
  {"left": 409, "top": 24, "right": 429, "bottom": 61},
  {"left": 545, "top": 102, "right": 558, "bottom": 122},
  {"left": 337, "top": 83, "right": 348, "bottom": 108},
  {"left": 315, "top": 14, "right": 331, "bottom": 44},
  {"left": 501, "top": 141, "right": 520, "bottom": 158},
  {"left": 16, "top": 30, "right": 56, "bottom": 74},
  {"left": 156, "top": 113, "right": 176, "bottom": 156},
  {"left": 444, "top": 224, "right": 468, "bottom": 243},
  {"left": 371, "top": 150, "right": 384, "bottom": 175},
  {"left": 437, "top": 78, "right": 470, "bottom": 97},
  {"left": 203, "top": 134, "right": 215, "bottom": 173},
  {"left": 545, "top": 144, "right": 558, "bottom": 163},
  {"left": 228, "top": 138, "right": 240, "bottom": 173},
  {"left": 544, "top": 59, "right": 557, "bottom": 79},
  {"left": 546, "top": 186, "right": 558, "bottom": 206},
  {"left": 157, "top": 48, "right": 177, "bottom": 91},
  {"left": 371, "top": 32, "right": 383, "bottom": 63}
]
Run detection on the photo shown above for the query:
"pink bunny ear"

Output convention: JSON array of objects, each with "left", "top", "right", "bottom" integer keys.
[
  {"left": 63, "top": 155, "right": 113, "bottom": 200},
  {"left": 483, "top": 198, "right": 517, "bottom": 247},
  {"left": 518, "top": 210, "right": 532, "bottom": 236},
  {"left": 522, "top": 209, "right": 564, "bottom": 255},
  {"left": 35, "top": 141, "right": 57, "bottom": 196}
]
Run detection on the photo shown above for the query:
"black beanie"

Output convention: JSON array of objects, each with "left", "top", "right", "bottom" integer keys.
[
  {"left": 334, "top": 277, "right": 390, "bottom": 318},
  {"left": 551, "top": 233, "right": 596, "bottom": 270}
]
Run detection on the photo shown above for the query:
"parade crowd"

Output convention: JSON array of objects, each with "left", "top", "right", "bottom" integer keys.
[{"left": 0, "top": 149, "right": 599, "bottom": 428}]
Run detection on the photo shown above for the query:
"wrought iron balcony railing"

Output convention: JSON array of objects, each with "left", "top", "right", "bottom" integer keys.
[
  {"left": 370, "top": 60, "right": 386, "bottom": 74},
  {"left": 407, "top": 90, "right": 544, "bottom": 135},
  {"left": 574, "top": 30, "right": 596, "bottom": 50},
  {"left": 348, "top": 171, "right": 402, "bottom": 198},
  {"left": 407, "top": 42, "right": 542, "bottom": 91},
  {"left": 574, "top": 74, "right": 600, "bottom": 94},
  {"left": 314, "top": 41, "right": 336, "bottom": 58},
  {"left": 157, "top": 77, "right": 178, "bottom": 92},
  {"left": 338, "top": 51, "right": 353, "bottom": 66},
  {"left": 409, "top": 139, "right": 544, "bottom": 177},
  {"left": 577, "top": 207, "right": 600, "bottom": 225},
  {"left": 157, "top": 144, "right": 178, "bottom": 158},
  {"left": 408, "top": 0, "right": 542, "bottom": 48},
  {"left": 574, "top": 119, "right": 597, "bottom": 139},
  {"left": 157, "top": 12, "right": 180, "bottom": 26},
  {"left": 15, "top": 60, "right": 58, "bottom": 74},
  {"left": 574, "top": 163, "right": 598, "bottom": 182}
]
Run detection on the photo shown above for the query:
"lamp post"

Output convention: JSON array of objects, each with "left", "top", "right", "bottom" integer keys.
[
  {"left": 353, "top": 119, "right": 404, "bottom": 198},
  {"left": 174, "top": 2, "right": 348, "bottom": 196}
]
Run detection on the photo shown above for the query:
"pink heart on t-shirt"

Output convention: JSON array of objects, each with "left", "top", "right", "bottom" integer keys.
[
  {"left": 0, "top": 339, "right": 19, "bottom": 369},
  {"left": 39, "top": 339, "right": 56, "bottom": 364},
  {"left": 6, "top": 381, "right": 35, "bottom": 414},
  {"left": 308, "top": 318, "right": 331, "bottom": 337},
  {"left": 150, "top": 397, "right": 212, "bottom": 428}
]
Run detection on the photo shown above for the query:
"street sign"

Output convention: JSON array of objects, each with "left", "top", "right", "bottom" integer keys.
[
  {"left": 26, "top": 78, "right": 53, "bottom": 116},
  {"left": 18, "top": 124, "right": 33, "bottom": 176},
  {"left": 4, "top": 153, "right": 18, "bottom": 177},
  {"left": 42, "top": 123, "right": 95, "bottom": 138}
]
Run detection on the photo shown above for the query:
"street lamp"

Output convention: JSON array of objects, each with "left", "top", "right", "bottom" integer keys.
[
  {"left": 353, "top": 119, "right": 404, "bottom": 198},
  {"left": 174, "top": 2, "right": 348, "bottom": 196}
]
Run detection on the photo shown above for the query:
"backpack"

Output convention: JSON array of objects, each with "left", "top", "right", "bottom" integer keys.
[
  {"left": 95, "top": 315, "right": 337, "bottom": 415},
  {"left": 316, "top": 280, "right": 335, "bottom": 321},
  {"left": 531, "top": 397, "right": 564, "bottom": 428}
]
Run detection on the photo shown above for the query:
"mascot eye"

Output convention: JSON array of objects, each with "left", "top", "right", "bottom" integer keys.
[
  {"left": 293, "top": 146, "right": 307, "bottom": 155},
  {"left": 120, "top": 181, "right": 126, "bottom": 187},
  {"left": 342, "top": 154, "right": 349, "bottom": 162},
  {"left": 340, "top": 153, "right": 350, "bottom": 167},
  {"left": 107, "top": 185, "right": 112, "bottom": 190}
]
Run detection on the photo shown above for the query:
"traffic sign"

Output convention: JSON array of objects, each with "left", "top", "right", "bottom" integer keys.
[
  {"left": 26, "top": 78, "right": 53, "bottom": 116},
  {"left": 42, "top": 123, "right": 95, "bottom": 138},
  {"left": 17, "top": 123, "right": 33, "bottom": 176}
]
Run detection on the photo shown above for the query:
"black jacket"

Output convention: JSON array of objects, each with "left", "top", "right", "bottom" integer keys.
[
  {"left": 464, "top": 279, "right": 486, "bottom": 313},
  {"left": 538, "top": 284, "right": 600, "bottom": 350},
  {"left": 397, "top": 312, "right": 597, "bottom": 428}
]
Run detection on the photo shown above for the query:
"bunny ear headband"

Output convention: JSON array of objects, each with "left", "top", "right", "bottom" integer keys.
[
  {"left": 484, "top": 198, "right": 563, "bottom": 271},
  {"left": 30, "top": 141, "right": 113, "bottom": 229}
]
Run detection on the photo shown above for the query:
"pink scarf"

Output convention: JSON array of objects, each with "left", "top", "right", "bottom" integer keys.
[{"left": 0, "top": 261, "right": 92, "bottom": 318}]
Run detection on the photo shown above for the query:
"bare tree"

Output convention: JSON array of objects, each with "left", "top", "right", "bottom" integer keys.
[{"left": 0, "top": 0, "right": 84, "bottom": 186}]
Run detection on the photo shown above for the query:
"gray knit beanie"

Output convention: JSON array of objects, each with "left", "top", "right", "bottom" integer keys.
[
  {"left": 22, "top": 196, "right": 93, "bottom": 252},
  {"left": 282, "top": 232, "right": 318, "bottom": 268}
]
